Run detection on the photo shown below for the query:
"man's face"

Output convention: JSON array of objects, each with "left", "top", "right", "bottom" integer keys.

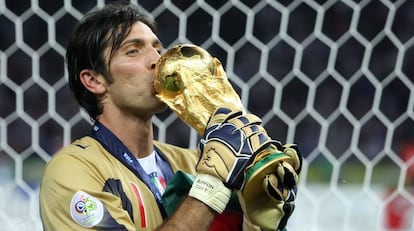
[{"left": 103, "top": 21, "right": 166, "bottom": 118}]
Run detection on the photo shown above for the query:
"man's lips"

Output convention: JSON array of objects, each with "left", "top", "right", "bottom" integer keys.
[{"left": 151, "top": 81, "right": 158, "bottom": 95}]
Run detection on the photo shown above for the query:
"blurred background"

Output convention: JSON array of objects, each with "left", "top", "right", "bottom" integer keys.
[{"left": 1, "top": 0, "right": 414, "bottom": 230}]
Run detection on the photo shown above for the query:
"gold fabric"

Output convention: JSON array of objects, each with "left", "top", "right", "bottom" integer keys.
[{"left": 40, "top": 137, "right": 198, "bottom": 230}]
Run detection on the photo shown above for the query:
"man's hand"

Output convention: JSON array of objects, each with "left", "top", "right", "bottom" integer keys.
[
  {"left": 196, "top": 105, "right": 276, "bottom": 190},
  {"left": 239, "top": 144, "right": 302, "bottom": 231},
  {"left": 189, "top": 105, "right": 274, "bottom": 213}
]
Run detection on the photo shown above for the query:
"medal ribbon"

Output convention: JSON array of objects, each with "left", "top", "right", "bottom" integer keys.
[{"left": 89, "top": 122, "right": 173, "bottom": 219}]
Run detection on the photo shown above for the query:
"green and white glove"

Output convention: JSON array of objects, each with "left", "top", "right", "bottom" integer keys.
[
  {"left": 238, "top": 144, "right": 302, "bottom": 231},
  {"left": 189, "top": 105, "right": 274, "bottom": 213}
]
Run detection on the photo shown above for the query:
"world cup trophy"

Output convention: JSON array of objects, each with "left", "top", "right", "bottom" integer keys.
[{"left": 153, "top": 44, "right": 244, "bottom": 135}]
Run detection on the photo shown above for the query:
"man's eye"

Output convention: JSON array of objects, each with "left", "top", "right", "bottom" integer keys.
[{"left": 126, "top": 49, "right": 139, "bottom": 56}]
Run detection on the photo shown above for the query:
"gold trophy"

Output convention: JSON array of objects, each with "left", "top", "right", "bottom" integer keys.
[{"left": 153, "top": 44, "right": 244, "bottom": 135}]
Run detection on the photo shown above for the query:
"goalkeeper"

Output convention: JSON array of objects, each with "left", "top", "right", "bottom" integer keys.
[{"left": 39, "top": 2, "right": 302, "bottom": 231}]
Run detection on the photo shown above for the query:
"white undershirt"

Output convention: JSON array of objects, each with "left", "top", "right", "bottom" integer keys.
[{"left": 137, "top": 150, "right": 165, "bottom": 178}]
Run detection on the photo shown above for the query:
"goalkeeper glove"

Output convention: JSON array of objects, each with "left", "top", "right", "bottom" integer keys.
[
  {"left": 238, "top": 143, "right": 302, "bottom": 231},
  {"left": 189, "top": 105, "right": 274, "bottom": 213}
]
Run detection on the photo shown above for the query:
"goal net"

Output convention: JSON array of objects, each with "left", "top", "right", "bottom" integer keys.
[{"left": 1, "top": 0, "right": 413, "bottom": 230}]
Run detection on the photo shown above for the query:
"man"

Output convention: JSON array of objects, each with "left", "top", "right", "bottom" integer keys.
[{"left": 39, "top": 2, "right": 300, "bottom": 230}]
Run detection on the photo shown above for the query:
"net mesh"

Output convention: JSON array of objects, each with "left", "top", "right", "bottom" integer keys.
[{"left": 1, "top": 0, "right": 414, "bottom": 230}]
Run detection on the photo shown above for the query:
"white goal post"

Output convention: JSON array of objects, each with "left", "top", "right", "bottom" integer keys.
[{"left": 0, "top": 0, "right": 413, "bottom": 230}]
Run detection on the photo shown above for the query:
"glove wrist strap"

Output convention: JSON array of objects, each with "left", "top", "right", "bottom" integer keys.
[{"left": 189, "top": 173, "right": 231, "bottom": 213}]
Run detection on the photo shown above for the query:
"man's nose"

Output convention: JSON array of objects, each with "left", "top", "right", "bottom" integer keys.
[{"left": 150, "top": 48, "right": 161, "bottom": 69}]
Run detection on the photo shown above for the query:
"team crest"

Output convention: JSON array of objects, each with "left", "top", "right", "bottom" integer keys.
[{"left": 70, "top": 191, "right": 104, "bottom": 227}]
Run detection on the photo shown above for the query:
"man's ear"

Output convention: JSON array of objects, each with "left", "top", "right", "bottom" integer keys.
[{"left": 79, "top": 70, "right": 106, "bottom": 94}]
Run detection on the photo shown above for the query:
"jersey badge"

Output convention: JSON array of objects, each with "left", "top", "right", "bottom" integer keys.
[{"left": 70, "top": 191, "right": 104, "bottom": 228}]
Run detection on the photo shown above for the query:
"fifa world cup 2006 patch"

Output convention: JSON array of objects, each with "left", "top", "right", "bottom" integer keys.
[{"left": 70, "top": 191, "right": 104, "bottom": 228}]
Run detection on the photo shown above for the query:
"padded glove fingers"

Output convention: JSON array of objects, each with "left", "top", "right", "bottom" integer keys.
[
  {"left": 239, "top": 143, "right": 302, "bottom": 231},
  {"left": 196, "top": 106, "right": 272, "bottom": 190}
]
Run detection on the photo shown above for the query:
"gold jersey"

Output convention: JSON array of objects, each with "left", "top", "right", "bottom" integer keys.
[{"left": 40, "top": 136, "right": 198, "bottom": 230}]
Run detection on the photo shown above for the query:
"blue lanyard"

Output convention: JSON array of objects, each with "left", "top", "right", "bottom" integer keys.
[{"left": 89, "top": 122, "right": 173, "bottom": 219}]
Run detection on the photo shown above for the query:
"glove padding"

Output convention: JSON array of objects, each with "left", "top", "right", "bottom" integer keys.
[
  {"left": 238, "top": 144, "right": 302, "bottom": 231},
  {"left": 196, "top": 105, "right": 275, "bottom": 190}
]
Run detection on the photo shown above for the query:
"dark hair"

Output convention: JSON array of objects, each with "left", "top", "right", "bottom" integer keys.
[{"left": 66, "top": 1, "right": 158, "bottom": 120}]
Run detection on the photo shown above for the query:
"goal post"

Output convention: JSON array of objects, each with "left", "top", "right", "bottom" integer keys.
[{"left": 0, "top": 0, "right": 413, "bottom": 230}]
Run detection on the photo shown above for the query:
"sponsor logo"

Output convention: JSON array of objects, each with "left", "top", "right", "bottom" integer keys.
[
  {"left": 74, "top": 144, "right": 89, "bottom": 149},
  {"left": 123, "top": 152, "right": 134, "bottom": 163},
  {"left": 70, "top": 191, "right": 104, "bottom": 228}
]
